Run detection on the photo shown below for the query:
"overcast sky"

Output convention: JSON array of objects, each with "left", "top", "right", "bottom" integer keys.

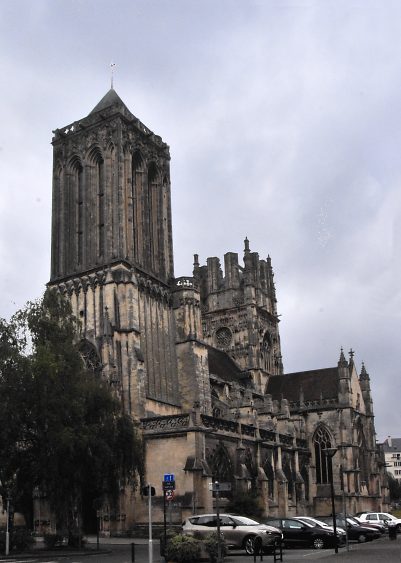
[{"left": 0, "top": 0, "right": 400, "bottom": 440}]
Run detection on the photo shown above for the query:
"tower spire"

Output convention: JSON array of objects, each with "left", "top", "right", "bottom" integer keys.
[{"left": 110, "top": 61, "right": 116, "bottom": 89}]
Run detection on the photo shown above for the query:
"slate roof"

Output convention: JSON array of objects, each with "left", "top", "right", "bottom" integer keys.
[
  {"left": 206, "top": 345, "right": 249, "bottom": 384},
  {"left": 383, "top": 438, "right": 401, "bottom": 452},
  {"left": 89, "top": 88, "right": 127, "bottom": 115},
  {"left": 266, "top": 367, "right": 339, "bottom": 402}
]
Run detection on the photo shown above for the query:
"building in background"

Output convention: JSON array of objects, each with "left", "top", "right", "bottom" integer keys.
[
  {"left": 383, "top": 437, "right": 401, "bottom": 482},
  {"left": 44, "top": 88, "right": 389, "bottom": 534}
]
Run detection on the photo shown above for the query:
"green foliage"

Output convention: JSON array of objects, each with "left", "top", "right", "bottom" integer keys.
[
  {"left": 0, "top": 289, "right": 143, "bottom": 532},
  {"left": 225, "top": 490, "right": 264, "bottom": 519},
  {"left": 165, "top": 534, "right": 201, "bottom": 563},
  {"left": 388, "top": 473, "right": 401, "bottom": 501},
  {"left": 43, "top": 533, "right": 66, "bottom": 549},
  {"left": 203, "top": 531, "right": 226, "bottom": 563},
  {"left": 0, "top": 528, "right": 34, "bottom": 552}
]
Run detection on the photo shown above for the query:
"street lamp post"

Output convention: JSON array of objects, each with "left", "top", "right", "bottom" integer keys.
[{"left": 323, "top": 447, "right": 338, "bottom": 554}]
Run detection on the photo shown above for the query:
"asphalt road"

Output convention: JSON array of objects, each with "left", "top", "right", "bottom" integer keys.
[{"left": 0, "top": 535, "right": 399, "bottom": 563}]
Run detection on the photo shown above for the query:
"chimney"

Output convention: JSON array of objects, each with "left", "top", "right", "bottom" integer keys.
[{"left": 388, "top": 436, "right": 392, "bottom": 448}]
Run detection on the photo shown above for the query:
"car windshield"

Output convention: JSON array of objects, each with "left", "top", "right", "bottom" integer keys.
[
  {"left": 309, "top": 518, "right": 331, "bottom": 527},
  {"left": 298, "top": 520, "right": 314, "bottom": 528},
  {"left": 231, "top": 516, "right": 260, "bottom": 526},
  {"left": 347, "top": 517, "right": 359, "bottom": 525}
]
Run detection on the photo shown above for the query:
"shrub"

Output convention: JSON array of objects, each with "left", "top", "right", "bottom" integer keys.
[
  {"left": 0, "top": 528, "right": 34, "bottom": 552},
  {"left": 11, "top": 527, "right": 35, "bottom": 551},
  {"left": 203, "top": 531, "right": 226, "bottom": 563},
  {"left": 43, "top": 533, "right": 66, "bottom": 548},
  {"left": 165, "top": 533, "right": 201, "bottom": 563},
  {"left": 68, "top": 532, "right": 86, "bottom": 548}
]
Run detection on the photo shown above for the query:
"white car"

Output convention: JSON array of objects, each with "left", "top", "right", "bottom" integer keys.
[
  {"left": 182, "top": 513, "right": 283, "bottom": 554},
  {"left": 357, "top": 512, "right": 401, "bottom": 530}
]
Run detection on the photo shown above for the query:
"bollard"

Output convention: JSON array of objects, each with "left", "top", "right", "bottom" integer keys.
[
  {"left": 388, "top": 524, "right": 397, "bottom": 541},
  {"left": 253, "top": 536, "right": 263, "bottom": 562},
  {"left": 131, "top": 542, "right": 135, "bottom": 562}
]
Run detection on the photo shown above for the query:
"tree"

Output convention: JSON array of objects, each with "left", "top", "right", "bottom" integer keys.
[
  {"left": 388, "top": 473, "right": 401, "bottom": 501},
  {"left": 0, "top": 289, "right": 143, "bottom": 534}
]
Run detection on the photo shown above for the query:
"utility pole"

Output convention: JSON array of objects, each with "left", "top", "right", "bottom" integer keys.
[
  {"left": 148, "top": 484, "right": 153, "bottom": 563},
  {"left": 215, "top": 481, "right": 222, "bottom": 563}
]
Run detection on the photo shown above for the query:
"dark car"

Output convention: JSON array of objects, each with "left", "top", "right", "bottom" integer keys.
[
  {"left": 350, "top": 515, "right": 386, "bottom": 535},
  {"left": 264, "top": 517, "right": 343, "bottom": 550},
  {"left": 318, "top": 516, "right": 380, "bottom": 542}
]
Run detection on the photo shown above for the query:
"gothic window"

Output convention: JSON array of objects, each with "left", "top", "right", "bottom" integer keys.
[
  {"left": 97, "top": 157, "right": 105, "bottom": 257},
  {"left": 313, "top": 426, "right": 332, "bottom": 484},
  {"left": 76, "top": 162, "right": 84, "bottom": 265},
  {"left": 282, "top": 454, "right": 294, "bottom": 500},
  {"left": 261, "top": 331, "right": 272, "bottom": 371},
  {"left": 132, "top": 151, "right": 144, "bottom": 261},
  {"left": 215, "top": 327, "right": 232, "bottom": 348},
  {"left": 355, "top": 420, "right": 369, "bottom": 491},
  {"left": 300, "top": 460, "right": 309, "bottom": 500},
  {"left": 244, "top": 447, "right": 257, "bottom": 491},
  {"left": 206, "top": 442, "right": 233, "bottom": 497},
  {"left": 212, "top": 407, "right": 221, "bottom": 418},
  {"left": 263, "top": 457, "right": 275, "bottom": 499},
  {"left": 148, "top": 162, "right": 159, "bottom": 273},
  {"left": 79, "top": 339, "right": 102, "bottom": 375}
]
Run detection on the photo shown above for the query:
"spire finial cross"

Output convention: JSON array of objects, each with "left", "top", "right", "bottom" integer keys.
[
  {"left": 349, "top": 348, "right": 355, "bottom": 360},
  {"left": 110, "top": 62, "right": 116, "bottom": 89}
]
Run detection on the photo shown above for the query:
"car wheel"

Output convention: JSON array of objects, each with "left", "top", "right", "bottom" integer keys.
[
  {"left": 313, "top": 537, "right": 325, "bottom": 550},
  {"left": 244, "top": 536, "right": 256, "bottom": 555},
  {"left": 358, "top": 534, "right": 367, "bottom": 543}
]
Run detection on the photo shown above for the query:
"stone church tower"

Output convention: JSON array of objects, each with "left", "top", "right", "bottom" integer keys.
[{"left": 49, "top": 88, "right": 211, "bottom": 420}]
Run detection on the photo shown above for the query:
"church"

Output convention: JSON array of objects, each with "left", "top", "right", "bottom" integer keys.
[{"left": 46, "top": 87, "right": 389, "bottom": 534}]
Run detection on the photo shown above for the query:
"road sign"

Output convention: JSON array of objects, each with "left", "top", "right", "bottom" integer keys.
[
  {"left": 164, "top": 473, "right": 175, "bottom": 482},
  {"left": 165, "top": 489, "right": 174, "bottom": 501},
  {"left": 162, "top": 480, "right": 175, "bottom": 490}
]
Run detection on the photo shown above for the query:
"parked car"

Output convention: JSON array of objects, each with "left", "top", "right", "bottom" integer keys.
[
  {"left": 352, "top": 515, "right": 386, "bottom": 534},
  {"left": 264, "top": 517, "right": 344, "bottom": 549},
  {"left": 356, "top": 512, "right": 401, "bottom": 531},
  {"left": 318, "top": 516, "right": 380, "bottom": 542},
  {"left": 182, "top": 513, "right": 282, "bottom": 555},
  {"left": 294, "top": 516, "right": 347, "bottom": 537}
]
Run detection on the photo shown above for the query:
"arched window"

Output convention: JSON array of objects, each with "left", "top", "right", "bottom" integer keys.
[
  {"left": 79, "top": 339, "right": 102, "bottom": 375},
  {"left": 282, "top": 453, "right": 294, "bottom": 499},
  {"left": 132, "top": 151, "right": 144, "bottom": 262},
  {"left": 314, "top": 426, "right": 332, "bottom": 484},
  {"left": 147, "top": 162, "right": 159, "bottom": 272},
  {"left": 300, "top": 460, "right": 309, "bottom": 500},
  {"left": 94, "top": 154, "right": 105, "bottom": 258},
  {"left": 355, "top": 420, "right": 369, "bottom": 491},
  {"left": 69, "top": 157, "right": 84, "bottom": 268},
  {"left": 263, "top": 457, "right": 275, "bottom": 499},
  {"left": 206, "top": 442, "right": 233, "bottom": 498}
]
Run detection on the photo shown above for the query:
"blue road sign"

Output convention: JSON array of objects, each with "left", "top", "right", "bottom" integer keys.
[{"left": 164, "top": 473, "right": 175, "bottom": 482}]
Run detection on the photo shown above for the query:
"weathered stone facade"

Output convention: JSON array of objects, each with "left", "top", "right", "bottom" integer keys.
[{"left": 46, "top": 88, "right": 389, "bottom": 534}]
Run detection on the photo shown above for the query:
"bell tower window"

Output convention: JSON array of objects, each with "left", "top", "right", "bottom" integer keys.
[{"left": 76, "top": 163, "right": 84, "bottom": 266}]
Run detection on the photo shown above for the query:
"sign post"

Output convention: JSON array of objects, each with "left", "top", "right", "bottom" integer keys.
[
  {"left": 214, "top": 481, "right": 222, "bottom": 563},
  {"left": 162, "top": 474, "right": 175, "bottom": 555},
  {"left": 148, "top": 484, "right": 153, "bottom": 563}
]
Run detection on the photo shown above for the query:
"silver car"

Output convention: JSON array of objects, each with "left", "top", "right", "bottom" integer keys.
[{"left": 182, "top": 513, "right": 283, "bottom": 554}]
